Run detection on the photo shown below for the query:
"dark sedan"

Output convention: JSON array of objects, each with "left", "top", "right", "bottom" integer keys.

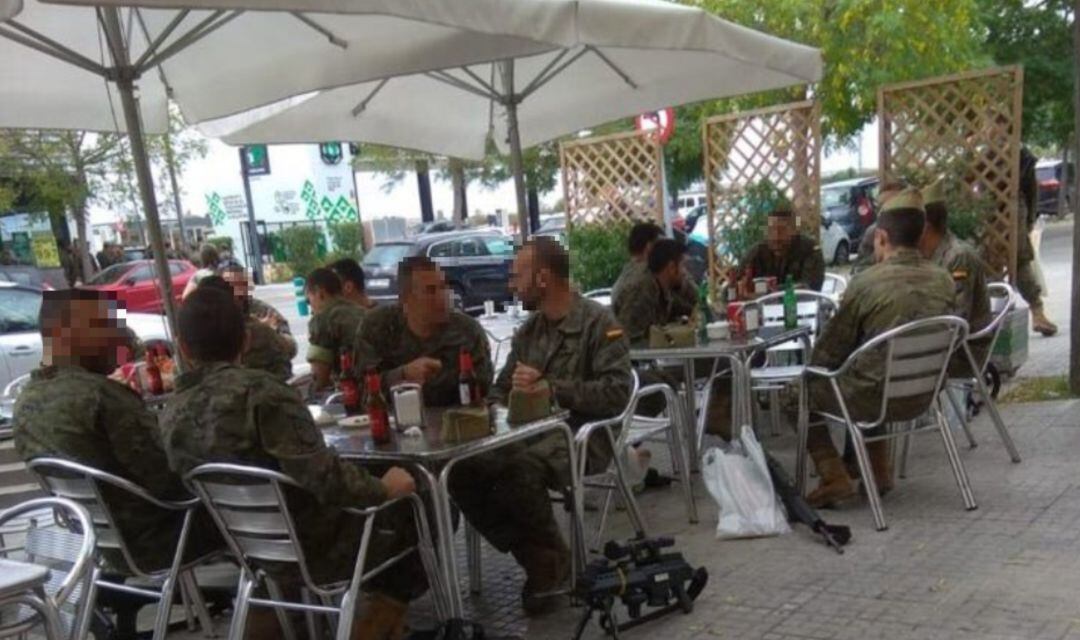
[{"left": 362, "top": 230, "right": 516, "bottom": 309}]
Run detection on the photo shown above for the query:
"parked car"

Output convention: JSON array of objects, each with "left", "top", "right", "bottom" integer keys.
[
  {"left": 0, "top": 282, "right": 173, "bottom": 395},
  {"left": 362, "top": 230, "right": 516, "bottom": 309},
  {"left": 81, "top": 259, "right": 196, "bottom": 313},
  {"left": 821, "top": 177, "right": 878, "bottom": 246},
  {"left": 1036, "top": 160, "right": 1074, "bottom": 217},
  {"left": 819, "top": 218, "right": 851, "bottom": 265},
  {"left": 0, "top": 265, "right": 59, "bottom": 290}
]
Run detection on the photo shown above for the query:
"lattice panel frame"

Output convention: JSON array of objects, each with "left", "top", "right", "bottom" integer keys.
[
  {"left": 559, "top": 131, "right": 664, "bottom": 229},
  {"left": 701, "top": 100, "right": 821, "bottom": 297},
  {"left": 879, "top": 66, "right": 1023, "bottom": 278}
]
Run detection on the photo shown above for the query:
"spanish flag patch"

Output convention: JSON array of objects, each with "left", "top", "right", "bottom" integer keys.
[
  {"left": 952, "top": 269, "right": 968, "bottom": 280},
  {"left": 606, "top": 328, "right": 625, "bottom": 341}
]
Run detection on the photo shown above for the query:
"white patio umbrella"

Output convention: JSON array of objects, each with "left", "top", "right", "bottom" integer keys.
[
  {"left": 206, "top": 0, "right": 823, "bottom": 235},
  {"left": 0, "top": 0, "right": 569, "bottom": 336}
]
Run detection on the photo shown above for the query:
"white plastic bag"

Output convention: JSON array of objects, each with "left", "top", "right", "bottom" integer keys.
[{"left": 702, "top": 425, "right": 790, "bottom": 539}]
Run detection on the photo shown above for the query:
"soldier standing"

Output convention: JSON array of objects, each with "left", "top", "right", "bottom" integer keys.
[
  {"left": 450, "top": 237, "right": 632, "bottom": 615},
  {"left": 161, "top": 286, "right": 423, "bottom": 638},
  {"left": 305, "top": 267, "right": 368, "bottom": 390},
  {"left": 352, "top": 256, "right": 492, "bottom": 405},
  {"left": 737, "top": 207, "right": 825, "bottom": 292},
  {"left": 802, "top": 189, "right": 956, "bottom": 508},
  {"left": 219, "top": 264, "right": 297, "bottom": 381},
  {"left": 1017, "top": 147, "right": 1057, "bottom": 336}
]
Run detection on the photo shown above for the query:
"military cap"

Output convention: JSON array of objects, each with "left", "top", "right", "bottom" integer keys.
[
  {"left": 879, "top": 187, "right": 924, "bottom": 213},
  {"left": 922, "top": 178, "right": 947, "bottom": 206}
]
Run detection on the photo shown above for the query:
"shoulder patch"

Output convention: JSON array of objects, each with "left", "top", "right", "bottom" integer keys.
[{"left": 605, "top": 328, "right": 625, "bottom": 341}]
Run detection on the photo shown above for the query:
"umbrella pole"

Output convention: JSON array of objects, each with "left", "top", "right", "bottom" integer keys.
[
  {"left": 500, "top": 60, "right": 530, "bottom": 238},
  {"left": 103, "top": 9, "right": 180, "bottom": 352}
]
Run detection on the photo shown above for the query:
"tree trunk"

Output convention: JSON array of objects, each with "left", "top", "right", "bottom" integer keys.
[
  {"left": 164, "top": 133, "right": 187, "bottom": 253},
  {"left": 527, "top": 184, "right": 541, "bottom": 234},
  {"left": 74, "top": 202, "right": 93, "bottom": 279},
  {"left": 449, "top": 158, "right": 468, "bottom": 224},
  {"left": 1069, "top": 0, "right": 1080, "bottom": 394},
  {"left": 415, "top": 159, "right": 434, "bottom": 223}
]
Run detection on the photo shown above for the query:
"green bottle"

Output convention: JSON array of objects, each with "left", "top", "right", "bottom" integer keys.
[
  {"left": 782, "top": 275, "right": 797, "bottom": 330},
  {"left": 697, "top": 282, "right": 712, "bottom": 343}
]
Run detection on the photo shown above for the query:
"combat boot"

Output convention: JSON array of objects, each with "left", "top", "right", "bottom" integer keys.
[
  {"left": 352, "top": 593, "right": 408, "bottom": 640},
  {"left": 1031, "top": 305, "right": 1058, "bottom": 337},
  {"left": 866, "top": 440, "right": 894, "bottom": 497},
  {"left": 512, "top": 539, "right": 570, "bottom": 616},
  {"left": 806, "top": 426, "right": 856, "bottom": 509}
]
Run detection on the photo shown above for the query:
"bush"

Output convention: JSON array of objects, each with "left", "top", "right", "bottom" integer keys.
[
  {"left": 567, "top": 220, "right": 632, "bottom": 292},
  {"left": 328, "top": 222, "right": 363, "bottom": 261},
  {"left": 280, "top": 226, "right": 324, "bottom": 279}
]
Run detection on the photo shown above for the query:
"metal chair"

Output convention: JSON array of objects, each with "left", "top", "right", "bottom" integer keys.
[
  {"left": 0, "top": 497, "right": 98, "bottom": 640},
  {"left": 577, "top": 371, "right": 696, "bottom": 549},
  {"left": 583, "top": 288, "right": 612, "bottom": 307},
  {"left": 28, "top": 458, "right": 216, "bottom": 640},
  {"left": 822, "top": 273, "right": 848, "bottom": 300},
  {"left": 186, "top": 463, "right": 443, "bottom": 640},
  {"left": 938, "top": 282, "right": 1022, "bottom": 464},
  {"left": 802, "top": 316, "right": 975, "bottom": 531},
  {"left": 2, "top": 373, "right": 30, "bottom": 400}
]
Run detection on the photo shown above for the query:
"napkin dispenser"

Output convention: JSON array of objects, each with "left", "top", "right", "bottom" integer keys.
[{"left": 390, "top": 383, "right": 424, "bottom": 428}]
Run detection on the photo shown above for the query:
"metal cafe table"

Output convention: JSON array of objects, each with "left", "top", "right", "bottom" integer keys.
[
  {"left": 629, "top": 326, "right": 812, "bottom": 466},
  {"left": 321, "top": 406, "right": 583, "bottom": 620}
]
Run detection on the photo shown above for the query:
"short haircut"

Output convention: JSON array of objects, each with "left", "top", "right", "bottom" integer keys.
[
  {"left": 925, "top": 202, "right": 948, "bottom": 234},
  {"left": 197, "top": 275, "right": 231, "bottom": 294},
  {"left": 525, "top": 236, "right": 570, "bottom": 281},
  {"left": 877, "top": 209, "right": 925, "bottom": 248},
  {"left": 398, "top": 256, "right": 438, "bottom": 296},
  {"left": 220, "top": 263, "right": 245, "bottom": 277},
  {"left": 178, "top": 286, "right": 246, "bottom": 363},
  {"left": 305, "top": 267, "right": 342, "bottom": 296},
  {"left": 627, "top": 222, "right": 663, "bottom": 255},
  {"left": 198, "top": 243, "right": 220, "bottom": 269},
  {"left": 330, "top": 258, "right": 366, "bottom": 292},
  {"left": 648, "top": 238, "right": 687, "bottom": 274},
  {"left": 40, "top": 288, "right": 115, "bottom": 330}
]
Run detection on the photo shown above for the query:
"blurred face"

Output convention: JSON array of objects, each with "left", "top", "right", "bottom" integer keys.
[
  {"left": 658, "top": 255, "right": 684, "bottom": 290},
  {"left": 45, "top": 298, "right": 126, "bottom": 374},
  {"left": 510, "top": 246, "right": 544, "bottom": 310},
  {"left": 222, "top": 269, "right": 250, "bottom": 302},
  {"left": 402, "top": 266, "right": 450, "bottom": 327},
  {"left": 766, "top": 215, "right": 794, "bottom": 255}
]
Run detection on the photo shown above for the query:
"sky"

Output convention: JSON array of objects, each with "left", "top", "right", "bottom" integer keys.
[{"left": 87, "top": 120, "right": 881, "bottom": 227}]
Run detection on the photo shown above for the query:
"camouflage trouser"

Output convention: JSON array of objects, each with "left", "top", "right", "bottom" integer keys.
[
  {"left": 1015, "top": 204, "right": 1042, "bottom": 308},
  {"left": 449, "top": 429, "right": 612, "bottom": 554}
]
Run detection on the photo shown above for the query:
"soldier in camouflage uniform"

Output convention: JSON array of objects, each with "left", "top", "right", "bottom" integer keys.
[
  {"left": 330, "top": 257, "right": 378, "bottom": 310},
  {"left": 738, "top": 207, "right": 825, "bottom": 291},
  {"left": 352, "top": 257, "right": 492, "bottom": 405},
  {"left": 920, "top": 179, "right": 992, "bottom": 375},
  {"left": 305, "top": 267, "right": 368, "bottom": 390},
  {"left": 219, "top": 266, "right": 297, "bottom": 380},
  {"left": 160, "top": 286, "right": 423, "bottom": 639},
  {"left": 1017, "top": 147, "right": 1057, "bottom": 336},
  {"left": 612, "top": 239, "right": 690, "bottom": 348},
  {"left": 14, "top": 289, "right": 218, "bottom": 572},
  {"left": 611, "top": 222, "right": 696, "bottom": 317},
  {"left": 451, "top": 237, "right": 632, "bottom": 615},
  {"left": 801, "top": 189, "right": 956, "bottom": 508}
]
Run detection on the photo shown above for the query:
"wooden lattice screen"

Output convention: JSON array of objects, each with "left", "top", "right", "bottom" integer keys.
[
  {"left": 559, "top": 130, "right": 664, "bottom": 228},
  {"left": 878, "top": 66, "right": 1023, "bottom": 278},
  {"left": 701, "top": 100, "right": 821, "bottom": 296}
]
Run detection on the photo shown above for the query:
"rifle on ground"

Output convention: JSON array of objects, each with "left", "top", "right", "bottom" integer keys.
[{"left": 764, "top": 452, "right": 852, "bottom": 554}]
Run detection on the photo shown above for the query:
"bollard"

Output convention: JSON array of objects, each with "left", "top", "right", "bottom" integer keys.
[{"left": 293, "top": 276, "right": 309, "bottom": 317}]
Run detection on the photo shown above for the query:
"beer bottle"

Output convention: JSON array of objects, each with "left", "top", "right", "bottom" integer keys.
[
  {"left": 458, "top": 347, "right": 481, "bottom": 406},
  {"left": 364, "top": 367, "right": 391, "bottom": 444},
  {"left": 339, "top": 352, "right": 361, "bottom": 416}
]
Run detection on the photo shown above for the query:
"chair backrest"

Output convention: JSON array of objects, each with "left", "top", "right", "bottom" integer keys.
[
  {"left": 28, "top": 458, "right": 188, "bottom": 579},
  {"left": 2, "top": 373, "right": 30, "bottom": 400},
  {"left": 844, "top": 316, "right": 967, "bottom": 427},
  {"left": 185, "top": 463, "right": 324, "bottom": 593},
  {"left": 822, "top": 273, "right": 847, "bottom": 298},
  {"left": 750, "top": 290, "right": 836, "bottom": 353},
  {"left": 970, "top": 282, "right": 1017, "bottom": 375},
  {"left": 0, "top": 497, "right": 97, "bottom": 638}
]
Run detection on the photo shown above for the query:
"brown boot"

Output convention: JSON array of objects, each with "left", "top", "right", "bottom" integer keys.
[
  {"left": 1031, "top": 305, "right": 1058, "bottom": 337},
  {"left": 866, "top": 440, "right": 894, "bottom": 497},
  {"left": 512, "top": 540, "right": 570, "bottom": 616},
  {"left": 805, "top": 425, "right": 856, "bottom": 508},
  {"left": 352, "top": 593, "right": 407, "bottom": 640},
  {"left": 243, "top": 609, "right": 284, "bottom": 639}
]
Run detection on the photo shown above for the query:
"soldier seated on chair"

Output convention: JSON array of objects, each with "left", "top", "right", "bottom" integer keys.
[
  {"left": 449, "top": 236, "right": 633, "bottom": 616},
  {"left": 735, "top": 205, "right": 826, "bottom": 295},
  {"left": 797, "top": 188, "right": 957, "bottom": 509},
  {"left": 13, "top": 289, "right": 221, "bottom": 573},
  {"left": 160, "top": 286, "right": 425, "bottom": 639},
  {"left": 304, "top": 267, "right": 368, "bottom": 390}
]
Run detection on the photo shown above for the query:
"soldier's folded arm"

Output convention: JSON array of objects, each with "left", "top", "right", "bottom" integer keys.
[{"left": 255, "top": 383, "right": 387, "bottom": 507}]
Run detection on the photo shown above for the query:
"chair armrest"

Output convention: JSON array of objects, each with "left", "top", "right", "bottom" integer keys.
[
  {"left": 574, "top": 416, "right": 622, "bottom": 447},
  {"left": 804, "top": 365, "right": 839, "bottom": 379},
  {"left": 342, "top": 492, "right": 423, "bottom": 518}
]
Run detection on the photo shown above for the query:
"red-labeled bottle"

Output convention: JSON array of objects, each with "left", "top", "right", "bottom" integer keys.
[
  {"left": 339, "top": 352, "right": 361, "bottom": 416},
  {"left": 458, "top": 347, "right": 482, "bottom": 407},
  {"left": 144, "top": 349, "right": 164, "bottom": 396},
  {"left": 365, "top": 367, "right": 391, "bottom": 444}
]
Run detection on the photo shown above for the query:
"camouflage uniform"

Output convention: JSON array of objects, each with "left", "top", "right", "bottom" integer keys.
[
  {"left": 612, "top": 261, "right": 696, "bottom": 322},
  {"left": 307, "top": 297, "right": 367, "bottom": 375},
  {"left": 352, "top": 305, "right": 492, "bottom": 405},
  {"left": 740, "top": 233, "right": 826, "bottom": 291},
  {"left": 1015, "top": 147, "right": 1042, "bottom": 307},
  {"left": 159, "top": 362, "right": 427, "bottom": 601},
  {"left": 14, "top": 365, "right": 218, "bottom": 572},
  {"left": 612, "top": 268, "right": 678, "bottom": 348},
  {"left": 450, "top": 295, "right": 631, "bottom": 554},
  {"left": 929, "top": 231, "right": 992, "bottom": 375},
  {"left": 243, "top": 298, "right": 296, "bottom": 381}
]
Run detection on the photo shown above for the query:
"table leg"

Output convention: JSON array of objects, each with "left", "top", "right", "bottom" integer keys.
[
  {"left": 682, "top": 360, "right": 699, "bottom": 471},
  {"left": 795, "top": 376, "right": 809, "bottom": 495},
  {"left": 413, "top": 465, "right": 460, "bottom": 619}
]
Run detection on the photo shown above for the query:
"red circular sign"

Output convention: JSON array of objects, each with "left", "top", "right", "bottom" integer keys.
[{"left": 635, "top": 108, "right": 676, "bottom": 145}]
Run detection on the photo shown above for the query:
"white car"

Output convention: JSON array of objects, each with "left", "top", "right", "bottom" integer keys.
[
  {"left": 0, "top": 282, "right": 173, "bottom": 395},
  {"left": 820, "top": 218, "right": 851, "bottom": 266}
]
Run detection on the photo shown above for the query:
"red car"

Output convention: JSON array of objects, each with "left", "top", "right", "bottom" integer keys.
[{"left": 83, "top": 260, "right": 196, "bottom": 313}]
